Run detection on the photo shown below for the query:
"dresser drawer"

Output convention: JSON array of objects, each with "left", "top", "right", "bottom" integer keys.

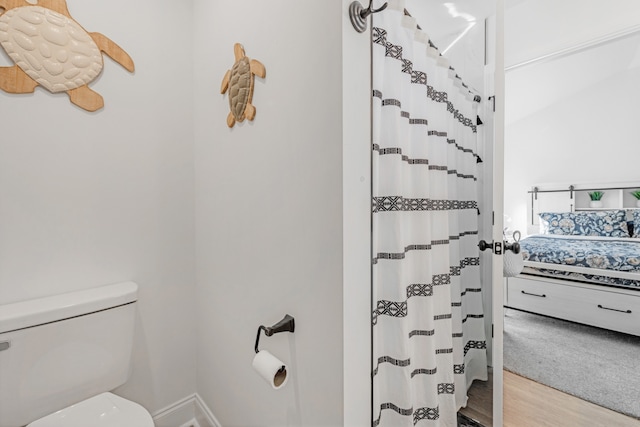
[{"left": 506, "top": 276, "right": 640, "bottom": 336}]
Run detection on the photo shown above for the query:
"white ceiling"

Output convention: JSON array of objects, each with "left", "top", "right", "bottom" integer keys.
[
  {"left": 400, "top": 0, "right": 495, "bottom": 95},
  {"left": 506, "top": 31, "right": 640, "bottom": 125},
  {"left": 404, "top": 0, "right": 640, "bottom": 68},
  {"left": 504, "top": 0, "right": 640, "bottom": 68},
  {"left": 404, "top": 0, "right": 495, "bottom": 51}
]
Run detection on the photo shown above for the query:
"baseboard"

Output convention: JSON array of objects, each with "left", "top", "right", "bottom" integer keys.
[{"left": 152, "top": 393, "right": 222, "bottom": 427}]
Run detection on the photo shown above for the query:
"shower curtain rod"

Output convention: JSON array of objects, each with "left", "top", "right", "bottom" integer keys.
[
  {"left": 402, "top": 9, "right": 481, "bottom": 102},
  {"left": 348, "top": 2, "right": 481, "bottom": 101}
]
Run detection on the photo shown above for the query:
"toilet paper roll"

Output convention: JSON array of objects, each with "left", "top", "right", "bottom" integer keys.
[{"left": 252, "top": 350, "right": 288, "bottom": 389}]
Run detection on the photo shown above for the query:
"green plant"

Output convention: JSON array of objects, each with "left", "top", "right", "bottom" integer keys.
[
  {"left": 588, "top": 191, "right": 604, "bottom": 201},
  {"left": 631, "top": 190, "right": 640, "bottom": 200}
]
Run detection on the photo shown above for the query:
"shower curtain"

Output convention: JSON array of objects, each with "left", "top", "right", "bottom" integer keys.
[{"left": 371, "top": 3, "right": 488, "bottom": 426}]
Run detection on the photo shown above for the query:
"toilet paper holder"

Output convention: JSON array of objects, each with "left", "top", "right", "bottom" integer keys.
[{"left": 254, "top": 314, "right": 295, "bottom": 353}]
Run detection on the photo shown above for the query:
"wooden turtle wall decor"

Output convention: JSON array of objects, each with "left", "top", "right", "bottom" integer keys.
[
  {"left": 0, "top": 0, "right": 134, "bottom": 112},
  {"left": 221, "top": 43, "right": 266, "bottom": 128}
]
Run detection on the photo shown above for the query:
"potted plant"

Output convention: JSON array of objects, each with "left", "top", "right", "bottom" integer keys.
[
  {"left": 588, "top": 191, "right": 604, "bottom": 208},
  {"left": 631, "top": 190, "right": 640, "bottom": 208}
]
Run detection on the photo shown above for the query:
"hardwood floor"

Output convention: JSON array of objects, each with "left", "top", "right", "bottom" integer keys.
[
  {"left": 460, "top": 370, "right": 640, "bottom": 427},
  {"left": 504, "top": 371, "right": 640, "bottom": 427},
  {"left": 460, "top": 370, "right": 493, "bottom": 426}
]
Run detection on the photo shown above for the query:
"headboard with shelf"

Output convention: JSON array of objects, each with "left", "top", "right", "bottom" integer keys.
[{"left": 526, "top": 182, "right": 640, "bottom": 235}]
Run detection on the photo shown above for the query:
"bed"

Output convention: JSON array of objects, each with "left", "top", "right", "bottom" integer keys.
[{"left": 505, "top": 191, "right": 640, "bottom": 336}]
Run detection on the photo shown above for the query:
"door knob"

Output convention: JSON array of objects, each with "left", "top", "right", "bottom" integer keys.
[
  {"left": 480, "top": 231, "right": 522, "bottom": 255},
  {"left": 478, "top": 240, "right": 502, "bottom": 254},
  {"left": 504, "top": 241, "right": 520, "bottom": 254},
  {"left": 504, "top": 230, "right": 521, "bottom": 254},
  {"left": 478, "top": 240, "right": 493, "bottom": 252}
]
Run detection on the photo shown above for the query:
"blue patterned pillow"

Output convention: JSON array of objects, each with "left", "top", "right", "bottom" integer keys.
[
  {"left": 539, "top": 210, "right": 629, "bottom": 237},
  {"left": 633, "top": 210, "right": 640, "bottom": 238}
]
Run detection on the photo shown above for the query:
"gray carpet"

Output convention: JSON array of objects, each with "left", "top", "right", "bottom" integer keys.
[{"left": 503, "top": 308, "right": 640, "bottom": 419}]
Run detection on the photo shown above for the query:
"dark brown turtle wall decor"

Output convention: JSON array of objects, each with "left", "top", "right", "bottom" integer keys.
[{"left": 220, "top": 43, "right": 266, "bottom": 128}]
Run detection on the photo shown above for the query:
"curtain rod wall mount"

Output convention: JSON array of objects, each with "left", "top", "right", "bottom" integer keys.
[{"left": 349, "top": 0, "right": 388, "bottom": 33}]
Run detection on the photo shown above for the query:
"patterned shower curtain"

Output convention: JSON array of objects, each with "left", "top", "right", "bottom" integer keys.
[{"left": 371, "top": 2, "right": 488, "bottom": 426}]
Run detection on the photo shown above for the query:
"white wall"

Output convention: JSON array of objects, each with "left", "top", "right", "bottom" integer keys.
[
  {"left": 0, "top": 0, "right": 196, "bottom": 414},
  {"left": 192, "top": 1, "right": 344, "bottom": 426},
  {"left": 505, "top": 0, "right": 640, "bottom": 68},
  {"left": 504, "top": 29, "right": 640, "bottom": 235},
  {"left": 342, "top": 0, "right": 372, "bottom": 424}
]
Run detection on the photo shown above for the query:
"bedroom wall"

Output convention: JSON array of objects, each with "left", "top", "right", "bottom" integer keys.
[
  {"left": 0, "top": 0, "right": 196, "bottom": 415},
  {"left": 505, "top": 0, "right": 640, "bottom": 68},
  {"left": 504, "top": 3, "right": 640, "bottom": 236},
  {"left": 192, "top": 1, "right": 344, "bottom": 426}
]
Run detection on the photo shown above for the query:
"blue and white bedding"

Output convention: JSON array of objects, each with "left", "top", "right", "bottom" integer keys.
[
  {"left": 539, "top": 210, "right": 629, "bottom": 237},
  {"left": 520, "top": 234, "right": 640, "bottom": 289}
]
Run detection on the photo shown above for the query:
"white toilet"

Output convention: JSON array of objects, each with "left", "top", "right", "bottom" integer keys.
[{"left": 0, "top": 282, "right": 154, "bottom": 427}]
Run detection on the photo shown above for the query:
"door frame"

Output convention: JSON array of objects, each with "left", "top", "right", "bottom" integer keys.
[
  {"left": 489, "top": 1, "right": 505, "bottom": 424},
  {"left": 342, "top": 1, "right": 372, "bottom": 425}
]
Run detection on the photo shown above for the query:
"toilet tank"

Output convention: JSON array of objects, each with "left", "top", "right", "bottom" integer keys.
[{"left": 0, "top": 282, "right": 138, "bottom": 427}]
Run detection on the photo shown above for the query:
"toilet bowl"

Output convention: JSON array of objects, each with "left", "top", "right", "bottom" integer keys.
[
  {"left": 28, "top": 392, "right": 154, "bottom": 427},
  {"left": 0, "top": 282, "right": 154, "bottom": 427}
]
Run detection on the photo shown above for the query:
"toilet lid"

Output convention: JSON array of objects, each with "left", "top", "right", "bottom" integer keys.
[{"left": 28, "top": 392, "right": 154, "bottom": 427}]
